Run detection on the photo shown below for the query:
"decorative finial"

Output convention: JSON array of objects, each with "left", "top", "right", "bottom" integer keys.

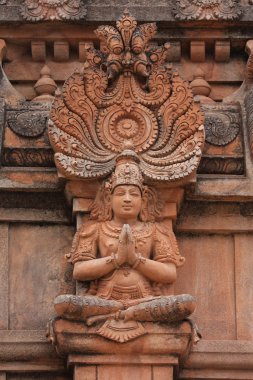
[
  {"left": 190, "top": 68, "right": 214, "bottom": 103},
  {"left": 33, "top": 65, "right": 57, "bottom": 103}
]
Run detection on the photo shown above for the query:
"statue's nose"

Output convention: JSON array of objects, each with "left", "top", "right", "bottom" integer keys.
[{"left": 123, "top": 193, "right": 131, "bottom": 202}]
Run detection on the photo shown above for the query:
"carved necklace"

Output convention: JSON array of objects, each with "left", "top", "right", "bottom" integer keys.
[{"left": 100, "top": 221, "right": 153, "bottom": 241}]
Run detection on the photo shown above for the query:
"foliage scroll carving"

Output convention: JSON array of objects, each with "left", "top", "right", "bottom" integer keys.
[{"left": 48, "top": 10, "right": 205, "bottom": 184}]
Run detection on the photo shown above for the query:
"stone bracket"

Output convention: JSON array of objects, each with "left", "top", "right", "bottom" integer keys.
[{"left": 50, "top": 318, "right": 193, "bottom": 380}]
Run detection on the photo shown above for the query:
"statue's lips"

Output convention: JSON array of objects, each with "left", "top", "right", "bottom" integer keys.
[{"left": 122, "top": 205, "right": 133, "bottom": 210}]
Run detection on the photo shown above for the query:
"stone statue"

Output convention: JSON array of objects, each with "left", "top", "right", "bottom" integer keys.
[
  {"left": 48, "top": 10, "right": 205, "bottom": 342},
  {"left": 54, "top": 150, "right": 196, "bottom": 342}
]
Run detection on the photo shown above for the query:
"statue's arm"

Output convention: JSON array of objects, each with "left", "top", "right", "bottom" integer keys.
[
  {"left": 70, "top": 222, "right": 128, "bottom": 281},
  {"left": 73, "top": 257, "right": 117, "bottom": 281},
  {"left": 133, "top": 259, "right": 177, "bottom": 284},
  {"left": 128, "top": 222, "right": 184, "bottom": 284}
]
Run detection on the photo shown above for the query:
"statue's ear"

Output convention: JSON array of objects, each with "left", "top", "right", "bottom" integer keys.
[
  {"left": 140, "top": 190, "right": 149, "bottom": 222},
  {"left": 104, "top": 189, "right": 111, "bottom": 204}
]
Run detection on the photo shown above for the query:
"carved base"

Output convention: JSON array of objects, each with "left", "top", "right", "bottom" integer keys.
[{"left": 49, "top": 318, "right": 193, "bottom": 380}]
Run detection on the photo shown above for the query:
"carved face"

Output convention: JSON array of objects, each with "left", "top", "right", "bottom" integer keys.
[{"left": 111, "top": 185, "right": 142, "bottom": 221}]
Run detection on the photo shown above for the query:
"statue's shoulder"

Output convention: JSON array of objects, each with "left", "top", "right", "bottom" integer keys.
[
  {"left": 78, "top": 220, "right": 100, "bottom": 238},
  {"left": 153, "top": 221, "right": 185, "bottom": 267},
  {"left": 66, "top": 220, "right": 100, "bottom": 263}
]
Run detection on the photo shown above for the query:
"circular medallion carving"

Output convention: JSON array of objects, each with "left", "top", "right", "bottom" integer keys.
[
  {"left": 204, "top": 113, "right": 239, "bottom": 146},
  {"left": 116, "top": 118, "right": 139, "bottom": 139},
  {"left": 8, "top": 111, "right": 48, "bottom": 138},
  {"left": 96, "top": 104, "right": 158, "bottom": 153}
]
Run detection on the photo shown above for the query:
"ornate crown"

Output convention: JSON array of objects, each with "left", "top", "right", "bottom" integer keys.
[{"left": 110, "top": 149, "right": 143, "bottom": 191}]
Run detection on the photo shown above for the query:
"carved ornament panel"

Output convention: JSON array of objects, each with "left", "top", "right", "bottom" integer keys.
[
  {"left": 173, "top": 0, "right": 242, "bottom": 21},
  {"left": 7, "top": 107, "right": 49, "bottom": 138},
  {"left": 2, "top": 148, "right": 54, "bottom": 167},
  {"left": 202, "top": 104, "right": 241, "bottom": 146},
  {"left": 20, "top": 0, "right": 87, "bottom": 21}
]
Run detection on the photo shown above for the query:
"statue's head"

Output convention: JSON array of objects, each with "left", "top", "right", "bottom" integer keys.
[
  {"left": 111, "top": 184, "right": 142, "bottom": 222},
  {"left": 89, "top": 149, "right": 163, "bottom": 222}
]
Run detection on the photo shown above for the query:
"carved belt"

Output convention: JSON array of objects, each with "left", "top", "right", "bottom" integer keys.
[{"left": 97, "top": 280, "right": 154, "bottom": 301}]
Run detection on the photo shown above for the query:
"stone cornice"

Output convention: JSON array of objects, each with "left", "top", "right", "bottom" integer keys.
[{"left": 1, "top": 3, "right": 253, "bottom": 24}]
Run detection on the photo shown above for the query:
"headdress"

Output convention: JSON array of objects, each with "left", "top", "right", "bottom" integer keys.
[
  {"left": 48, "top": 10, "right": 205, "bottom": 184},
  {"left": 110, "top": 149, "right": 143, "bottom": 192}
]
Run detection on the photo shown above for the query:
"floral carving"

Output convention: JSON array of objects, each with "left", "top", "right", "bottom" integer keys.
[
  {"left": 2, "top": 148, "right": 54, "bottom": 167},
  {"left": 20, "top": 0, "right": 87, "bottom": 22},
  {"left": 198, "top": 156, "right": 244, "bottom": 175},
  {"left": 48, "top": 10, "right": 205, "bottom": 183},
  {"left": 173, "top": 0, "right": 242, "bottom": 21}
]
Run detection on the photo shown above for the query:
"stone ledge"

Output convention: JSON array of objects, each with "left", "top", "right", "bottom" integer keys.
[
  {"left": 51, "top": 319, "right": 193, "bottom": 360},
  {"left": 0, "top": 168, "right": 63, "bottom": 191},
  {"left": 0, "top": 332, "right": 251, "bottom": 375},
  {"left": 0, "top": 207, "right": 70, "bottom": 223},
  {"left": 185, "top": 339, "right": 253, "bottom": 370},
  {"left": 176, "top": 201, "right": 253, "bottom": 233},
  {"left": 187, "top": 176, "right": 253, "bottom": 201},
  {"left": 69, "top": 354, "right": 178, "bottom": 366},
  {"left": 0, "top": 330, "right": 64, "bottom": 371}
]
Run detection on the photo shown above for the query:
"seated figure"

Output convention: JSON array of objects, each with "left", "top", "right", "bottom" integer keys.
[{"left": 54, "top": 150, "right": 196, "bottom": 342}]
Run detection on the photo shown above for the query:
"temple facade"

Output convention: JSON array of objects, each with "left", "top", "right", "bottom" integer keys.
[{"left": 0, "top": 1, "right": 252, "bottom": 379}]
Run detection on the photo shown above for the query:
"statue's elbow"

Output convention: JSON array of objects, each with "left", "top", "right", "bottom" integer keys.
[
  {"left": 73, "top": 265, "right": 85, "bottom": 281},
  {"left": 167, "top": 263, "right": 177, "bottom": 284},
  {"left": 170, "top": 268, "right": 177, "bottom": 284}
]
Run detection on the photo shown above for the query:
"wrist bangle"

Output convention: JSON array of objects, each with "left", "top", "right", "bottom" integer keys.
[
  {"left": 106, "top": 252, "right": 121, "bottom": 269},
  {"left": 132, "top": 253, "right": 146, "bottom": 269}
]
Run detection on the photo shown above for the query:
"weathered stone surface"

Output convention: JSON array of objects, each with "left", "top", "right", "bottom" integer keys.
[
  {"left": 175, "top": 234, "right": 236, "bottom": 340},
  {"left": 177, "top": 202, "right": 253, "bottom": 233},
  {"left": 9, "top": 224, "right": 74, "bottom": 329},
  {"left": 0, "top": 224, "right": 8, "bottom": 329},
  {"left": 181, "top": 340, "right": 253, "bottom": 379},
  {"left": 202, "top": 105, "right": 241, "bottom": 147},
  {"left": 0, "top": 39, "right": 24, "bottom": 106},
  {"left": 0, "top": 330, "right": 60, "bottom": 362},
  {"left": 0, "top": 98, "right": 5, "bottom": 165},
  {"left": 0, "top": 191, "right": 68, "bottom": 210},
  {"left": 187, "top": 177, "right": 253, "bottom": 201},
  {"left": 7, "top": 103, "right": 49, "bottom": 138},
  {"left": 0, "top": 168, "right": 62, "bottom": 191},
  {"left": 234, "top": 234, "right": 253, "bottom": 340}
]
